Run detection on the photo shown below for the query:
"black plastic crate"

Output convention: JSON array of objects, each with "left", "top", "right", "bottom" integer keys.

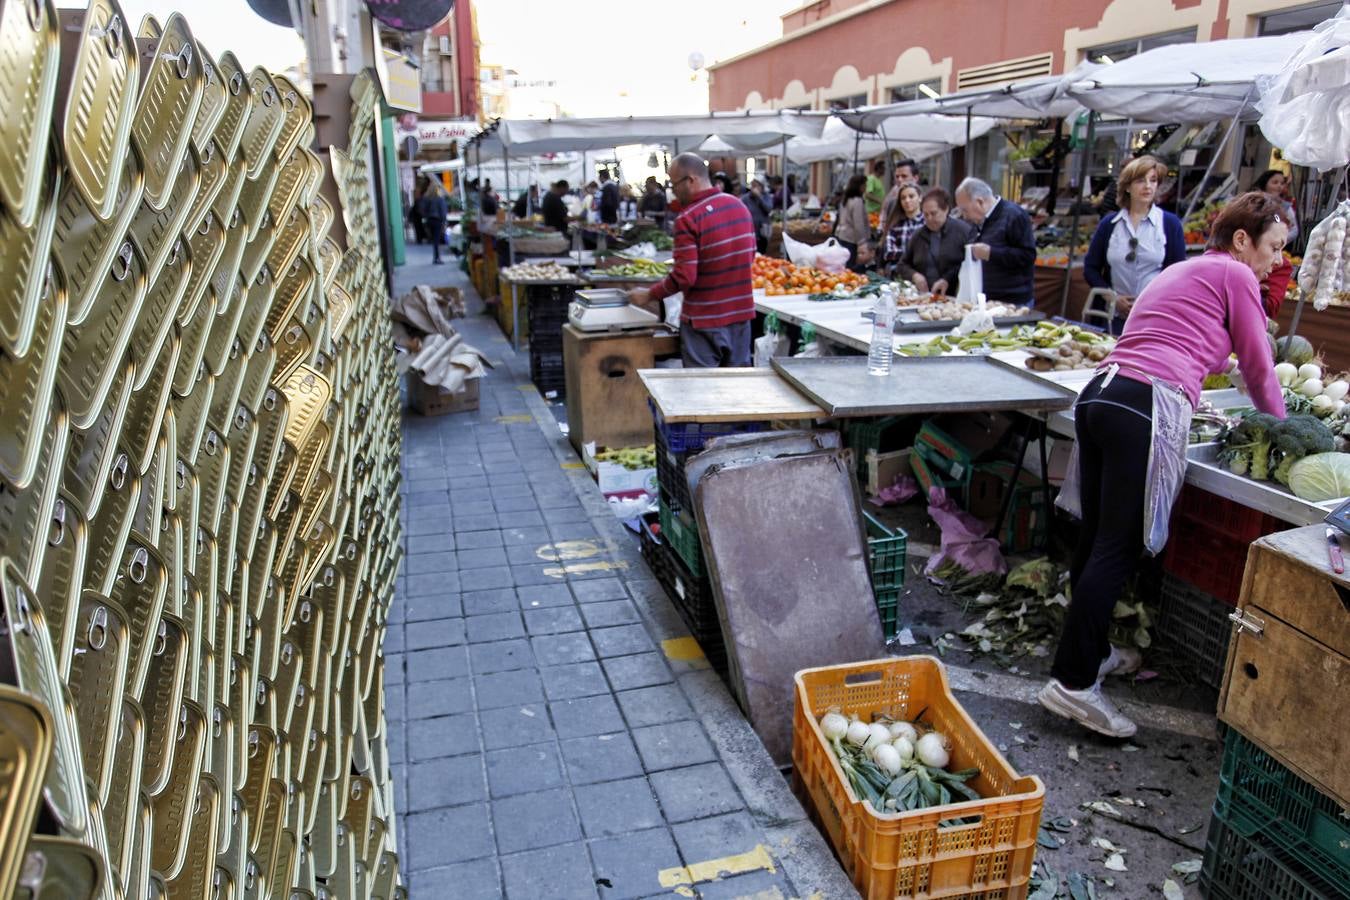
[
  {"left": 655, "top": 427, "right": 694, "bottom": 514},
  {"left": 639, "top": 517, "right": 726, "bottom": 675},
  {"left": 1157, "top": 572, "right": 1233, "bottom": 690},
  {"left": 1200, "top": 808, "right": 1348, "bottom": 900}
]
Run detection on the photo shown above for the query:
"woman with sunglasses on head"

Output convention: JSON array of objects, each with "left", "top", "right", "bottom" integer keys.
[
  {"left": 1040, "top": 192, "right": 1288, "bottom": 740},
  {"left": 1083, "top": 156, "right": 1186, "bottom": 334}
]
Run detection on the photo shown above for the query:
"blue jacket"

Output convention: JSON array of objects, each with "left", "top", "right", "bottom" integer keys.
[
  {"left": 1083, "top": 208, "right": 1186, "bottom": 291},
  {"left": 973, "top": 199, "right": 1036, "bottom": 302}
]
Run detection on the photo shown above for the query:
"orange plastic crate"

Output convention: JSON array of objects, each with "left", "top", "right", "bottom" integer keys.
[{"left": 793, "top": 656, "right": 1045, "bottom": 899}]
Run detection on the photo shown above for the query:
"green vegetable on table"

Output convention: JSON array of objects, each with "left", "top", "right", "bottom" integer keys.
[
  {"left": 1287, "top": 452, "right": 1350, "bottom": 501},
  {"left": 1218, "top": 412, "right": 1335, "bottom": 484}
]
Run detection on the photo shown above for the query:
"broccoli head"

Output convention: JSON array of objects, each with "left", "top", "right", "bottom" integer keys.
[
  {"left": 1271, "top": 415, "right": 1336, "bottom": 485},
  {"left": 1220, "top": 412, "right": 1279, "bottom": 480}
]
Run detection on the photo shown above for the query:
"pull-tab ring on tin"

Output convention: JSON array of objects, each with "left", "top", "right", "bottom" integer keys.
[
  {"left": 167, "top": 239, "right": 182, "bottom": 268},
  {"left": 203, "top": 61, "right": 216, "bottom": 88},
  {"left": 283, "top": 90, "right": 298, "bottom": 112},
  {"left": 299, "top": 600, "right": 312, "bottom": 622},
  {"left": 255, "top": 680, "right": 267, "bottom": 706},
  {"left": 213, "top": 707, "right": 223, "bottom": 737},
  {"left": 24, "top": 0, "right": 41, "bottom": 31},
  {"left": 285, "top": 324, "right": 303, "bottom": 345},
  {"left": 246, "top": 463, "right": 257, "bottom": 486},
  {"left": 300, "top": 372, "right": 316, "bottom": 393},
  {"left": 49, "top": 500, "right": 66, "bottom": 547},
  {"left": 198, "top": 215, "right": 212, "bottom": 235},
  {"left": 150, "top": 619, "right": 166, "bottom": 654},
  {"left": 201, "top": 141, "right": 214, "bottom": 165},
  {"left": 174, "top": 42, "right": 193, "bottom": 79},
  {"left": 41, "top": 262, "right": 54, "bottom": 301},
  {"left": 111, "top": 241, "right": 134, "bottom": 282},
  {"left": 261, "top": 85, "right": 277, "bottom": 107},
  {"left": 235, "top": 407, "right": 248, "bottom": 431},
  {"left": 129, "top": 546, "right": 149, "bottom": 583},
  {"left": 111, "top": 453, "right": 129, "bottom": 490},
  {"left": 87, "top": 605, "right": 109, "bottom": 650},
  {"left": 257, "top": 264, "right": 270, "bottom": 286},
  {"left": 176, "top": 460, "right": 187, "bottom": 490},
  {"left": 264, "top": 389, "right": 277, "bottom": 411},
  {"left": 295, "top": 683, "right": 306, "bottom": 705},
  {"left": 230, "top": 208, "right": 241, "bottom": 229},
  {"left": 245, "top": 859, "right": 257, "bottom": 890},
  {"left": 103, "top": 13, "right": 124, "bottom": 56},
  {"left": 230, "top": 337, "right": 242, "bottom": 360},
  {"left": 229, "top": 70, "right": 244, "bottom": 95},
  {"left": 204, "top": 430, "right": 219, "bottom": 455},
  {"left": 323, "top": 565, "right": 336, "bottom": 586},
  {"left": 177, "top": 705, "right": 188, "bottom": 740},
  {"left": 280, "top": 642, "right": 293, "bottom": 666}
]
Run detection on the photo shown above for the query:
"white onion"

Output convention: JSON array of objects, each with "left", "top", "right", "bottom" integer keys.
[
  {"left": 1334, "top": 399, "right": 1346, "bottom": 414},
  {"left": 1299, "top": 363, "right": 1324, "bottom": 383},
  {"left": 893, "top": 736, "right": 915, "bottom": 763},
  {"left": 846, "top": 719, "right": 870, "bottom": 747},
  {"left": 916, "top": 732, "right": 951, "bottom": 769},
  {"left": 820, "top": 712, "right": 849, "bottom": 741},
  {"left": 888, "top": 721, "right": 918, "bottom": 743},
  {"left": 873, "top": 742, "right": 903, "bottom": 777},
  {"left": 1312, "top": 394, "right": 1334, "bottom": 415},
  {"left": 864, "top": 723, "right": 892, "bottom": 754},
  {"left": 1323, "top": 380, "right": 1349, "bottom": 402},
  {"left": 1274, "top": 363, "right": 1299, "bottom": 387},
  {"left": 1299, "top": 378, "right": 1324, "bottom": 398}
]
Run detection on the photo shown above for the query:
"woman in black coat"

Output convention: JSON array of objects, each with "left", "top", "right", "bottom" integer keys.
[{"left": 895, "top": 188, "right": 975, "bottom": 296}]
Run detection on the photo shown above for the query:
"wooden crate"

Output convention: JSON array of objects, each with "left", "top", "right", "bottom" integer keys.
[
  {"left": 1219, "top": 525, "right": 1350, "bottom": 808},
  {"left": 563, "top": 324, "right": 677, "bottom": 453}
]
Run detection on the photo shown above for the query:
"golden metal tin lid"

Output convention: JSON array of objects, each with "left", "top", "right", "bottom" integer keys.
[
  {"left": 101, "top": 698, "right": 144, "bottom": 887},
  {"left": 53, "top": 145, "right": 143, "bottom": 330},
  {"left": 58, "top": 0, "right": 139, "bottom": 221},
  {"left": 13, "top": 835, "right": 103, "bottom": 900},
  {"left": 269, "top": 75, "right": 309, "bottom": 165},
  {"left": 35, "top": 492, "right": 88, "bottom": 679},
  {"left": 1, "top": 404, "right": 70, "bottom": 592},
  {"left": 183, "top": 137, "right": 227, "bottom": 239},
  {"left": 237, "top": 339, "right": 277, "bottom": 417},
  {"left": 0, "top": 262, "right": 65, "bottom": 492},
  {"left": 211, "top": 51, "right": 250, "bottom": 163},
  {"left": 0, "top": 562, "right": 88, "bottom": 836},
  {"left": 129, "top": 145, "right": 200, "bottom": 299},
  {"left": 238, "top": 68, "right": 283, "bottom": 181},
  {"left": 149, "top": 698, "right": 207, "bottom": 880},
  {"left": 0, "top": 0, "right": 60, "bottom": 228},
  {"left": 0, "top": 156, "right": 60, "bottom": 360},
  {"left": 236, "top": 162, "right": 283, "bottom": 247},
  {"left": 62, "top": 361, "right": 132, "bottom": 520},
  {"left": 172, "top": 373, "right": 216, "bottom": 470},
  {"left": 196, "top": 427, "right": 231, "bottom": 538},
  {"left": 165, "top": 772, "right": 220, "bottom": 900},
  {"left": 81, "top": 443, "right": 139, "bottom": 598},
  {"left": 138, "top": 610, "right": 187, "bottom": 797},
  {"left": 240, "top": 726, "right": 276, "bottom": 852},
  {"left": 109, "top": 534, "right": 168, "bottom": 699},
  {"left": 131, "top": 12, "right": 203, "bottom": 211},
  {"left": 0, "top": 684, "right": 55, "bottom": 899},
  {"left": 190, "top": 41, "right": 225, "bottom": 154},
  {"left": 65, "top": 590, "right": 129, "bottom": 801},
  {"left": 265, "top": 151, "right": 310, "bottom": 234},
  {"left": 177, "top": 208, "right": 226, "bottom": 329}
]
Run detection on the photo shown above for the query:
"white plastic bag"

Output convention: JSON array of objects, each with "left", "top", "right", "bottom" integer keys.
[
  {"left": 956, "top": 244, "right": 983, "bottom": 302},
  {"left": 1256, "top": 8, "right": 1350, "bottom": 171},
  {"left": 753, "top": 331, "right": 790, "bottom": 367},
  {"left": 782, "top": 232, "right": 818, "bottom": 268},
  {"left": 663, "top": 292, "right": 682, "bottom": 328},
  {"left": 814, "top": 237, "right": 851, "bottom": 274}
]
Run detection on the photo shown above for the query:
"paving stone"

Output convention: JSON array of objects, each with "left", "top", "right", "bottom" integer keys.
[
  {"left": 453, "top": 500, "right": 498, "bottom": 517},
  {"left": 469, "top": 638, "right": 534, "bottom": 674},
  {"left": 490, "top": 481, "right": 535, "bottom": 499},
  {"left": 406, "top": 489, "right": 449, "bottom": 508},
  {"left": 542, "top": 506, "right": 590, "bottom": 524},
  {"left": 572, "top": 778, "right": 664, "bottom": 838},
  {"left": 407, "top": 646, "right": 470, "bottom": 682},
  {"left": 496, "top": 509, "right": 545, "bottom": 528},
  {"left": 455, "top": 514, "right": 502, "bottom": 533},
  {"left": 511, "top": 564, "right": 558, "bottom": 587},
  {"left": 516, "top": 583, "right": 575, "bottom": 609},
  {"left": 491, "top": 787, "right": 581, "bottom": 854},
  {"left": 401, "top": 593, "right": 463, "bottom": 623},
  {"left": 407, "top": 754, "right": 487, "bottom": 811},
  {"left": 669, "top": 812, "right": 763, "bottom": 866},
  {"left": 530, "top": 633, "right": 596, "bottom": 667},
  {"left": 691, "top": 869, "right": 794, "bottom": 900},
  {"left": 502, "top": 525, "right": 551, "bottom": 547},
  {"left": 408, "top": 533, "right": 456, "bottom": 555},
  {"left": 579, "top": 600, "right": 641, "bottom": 629},
  {"left": 405, "top": 803, "right": 495, "bottom": 870},
  {"left": 461, "top": 566, "right": 516, "bottom": 592},
  {"left": 600, "top": 653, "right": 673, "bottom": 692},
  {"left": 473, "top": 668, "right": 544, "bottom": 709},
  {"left": 384, "top": 623, "right": 406, "bottom": 653},
  {"left": 409, "top": 858, "right": 503, "bottom": 900},
  {"left": 588, "top": 827, "right": 681, "bottom": 899},
  {"left": 590, "top": 625, "right": 654, "bottom": 658},
  {"left": 456, "top": 529, "right": 505, "bottom": 549},
  {"left": 569, "top": 579, "right": 628, "bottom": 604},
  {"left": 407, "top": 713, "right": 480, "bottom": 761},
  {"left": 406, "top": 571, "right": 462, "bottom": 597},
  {"left": 406, "top": 551, "right": 459, "bottom": 576},
  {"left": 448, "top": 476, "right": 489, "bottom": 491},
  {"left": 649, "top": 763, "right": 744, "bottom": 823},
  {"left": 450, "top": 487, "right": 493, "bottom": 504},
  {"left": 406, "top": 514, "right": 452, "bottom": 537},
  {"left": 540, "top": 662, "right": 609, "bottom": 701},
  {"left": 523, "top": 606, "right": 584, "bottom": 636},
  {"left": 615, "top": 685, "right": 695, "bottom": 728},
  {"left": 466, "top": 612, "right": 526, "bottom": 643},
  {"left": 506, "top": 543, "right": 546, "bottom": 565},
  {"left": 384, "top": 681, "right": 406, "bottom": 723},
  {"left": 463, "top": 589, "right": 520, "bottom": 617},
  {"left": 631, "top": 721, "right": 717, "bottom": 773},
  {"left": 479, "top": 703, "right": 554, "bottom": 750},
  {"left": 485, "top": 743, "right": 565, "bottom": 797},
  {"left": 536, "top": 493, "right": 584, "bottom": 509},
  {"left": 404, "top": 619, "right": 467, "bottom": 651},
  {"left": 457, "top": 547, "right": 509, "bottom": 570},
  {"left": 407, "top": 677, "right": 474, "bottom": 719},
  {"left": 550, "top": 695, "right": 626, "bottom": 739},
  {"left": 500, "top": 842, "right": 597, "bottom": 900},
  {"left": 558, "top": 733, "right": 645, "bottom": 786},
  {"left": 493, "top": 494, "right": 538, "bottom": 512}
]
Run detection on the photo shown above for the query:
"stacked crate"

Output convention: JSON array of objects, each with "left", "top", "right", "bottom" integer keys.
[{"left": 525, "top": 282, "right": 575, "bottom": 397}]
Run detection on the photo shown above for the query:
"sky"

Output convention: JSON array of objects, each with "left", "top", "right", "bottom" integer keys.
[{"left": 57, "top": 0, "right": 798, "bottom": 116}]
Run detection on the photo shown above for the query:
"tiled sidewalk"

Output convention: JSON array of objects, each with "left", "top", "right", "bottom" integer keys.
[{"left": 385, "top": 244, "right": 855, "bottom": 899}]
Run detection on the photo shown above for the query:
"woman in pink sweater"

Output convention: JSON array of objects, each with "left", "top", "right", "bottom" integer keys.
[{"left": 1040, "top": 192, "right": 1288, "bottom": 739}]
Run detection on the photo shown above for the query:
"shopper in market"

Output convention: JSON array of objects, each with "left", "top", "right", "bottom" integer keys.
[
  {"left": 638, "top": 175, "right": 669, "bottom": 226},
  {"left": 879, "top": 158, "right": 920, "bottom": 234},
  {"left": 895, "top": 188, "right": 975, "bottom": 296},
  {"left": 880, "top": 183, "right": 925, "bottom": 272},
  {"left": 1082, "top": 156, "right": 1187, "bottom": 334},
  {"left": 1254, "top": 169, "right": 1299, "bottom": 242},
  {"left": 742, "top": 178, "right": 773, "bottom": 254},
  {"left": 626, "top": 153, "right": 757, "bottom": 367},
  {"left": 419, "top": 181, "right": 449, "bottom": 264},
  {"left": 954, "top": 177, "right": 1036, "bottom": 302},
  {"left": 865, "top": 158, "right": 888, "bottom": 217},
  {"left": 598, "top": 170, "right": 621, "bottom": 225},
  {"left": 512, "top": 184, "right": 540, "bottom": 220},
  {"left": 541, "top": 180, "right": 570, "bottom": 232},
  {"left": 1040, "top": 191, "right": 1288, "bottom": 740},
  {"left": 834, "top": 174, "right": 872, "bottom": 271},
  {"left": 479, "top": 179, "right": 499, "bottom": 218}
]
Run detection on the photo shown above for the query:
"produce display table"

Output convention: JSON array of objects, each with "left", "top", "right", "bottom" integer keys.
[
  {"left": 563, "top": 325, "right": 679, "bottom": 453},
  {"left": 640, "top": 368, "right": 826, "bottom": 423}
]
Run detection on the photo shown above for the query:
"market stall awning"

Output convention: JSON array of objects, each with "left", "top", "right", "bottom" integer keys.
[
  {"left": 467, "top": 110, "right": 831, "bottom": 156},
  {"left": 1066, "top": 31, "right": 1313, "bottom": 122},
  {"left": 777, "top": 114, "right": 999, "bottom": 164},
  {"left": 418, "top": 154, "right": 589, "bottom": 189}
]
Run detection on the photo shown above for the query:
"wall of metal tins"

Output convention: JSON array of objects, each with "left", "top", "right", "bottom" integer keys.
[{"left": 1, "top": 1, "right": 406, "bottom": 897}]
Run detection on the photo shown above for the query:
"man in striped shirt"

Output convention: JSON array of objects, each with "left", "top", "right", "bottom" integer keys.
[{"left": 628, "top": 154, "right": 757, "bottom": 367}]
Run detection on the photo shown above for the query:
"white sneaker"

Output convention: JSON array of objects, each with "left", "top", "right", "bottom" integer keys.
[
  {"left": 1038, "top": 679, "right": 1137, "bottom": 739},
  {"left": 1097, "top": 645, "right": 1143, "bottom": 681}
]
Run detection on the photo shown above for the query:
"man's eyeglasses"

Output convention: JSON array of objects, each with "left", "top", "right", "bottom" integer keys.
[
  {"left": 670, "top": 174, "right": 693, "bottom": 190},
  {"left": 1126, "top": 236, "right": 1138, "bottom": 263}
]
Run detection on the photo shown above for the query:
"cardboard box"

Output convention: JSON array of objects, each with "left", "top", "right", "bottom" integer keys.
[
  {"left": 863, "top": 448, "right": 913, "bottom": 497},
  {"left": 968, "top": 460, "right": 1049, "bottom": 551},
  {"left": 407, "top": 372, "right": 480, "bottom": 416},
  {"left": 582, "top": 444, "right": 659, "bottom": 499},
  {"left": 915, "top": 412, "right": 1012, "bottom": 483},
  {"left": 910, "top": 448, "right": 960, "bottom": 499}
]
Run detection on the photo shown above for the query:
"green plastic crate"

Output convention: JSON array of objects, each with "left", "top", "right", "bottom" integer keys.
[
  {"left": 1214, "top": 729, "right": 1350, "bottom": 888},
  {"left": 658, "top": 499, "right": 704, "bottom": 579},
  {"left": 845, "top": 416, "right": 914, "bottom": 478},
  {"left": 1200, "top": 808, "right": 1344, "bottom": 900},
  {"left": 864, "top": 513, "right": 908, "bottom": 639},
  {"left": 874, "top": 587, "right": 901, "bottom": 640}
]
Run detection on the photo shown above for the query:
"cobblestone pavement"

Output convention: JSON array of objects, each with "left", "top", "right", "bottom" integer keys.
[{"left": 386, "top": 242, "right": 855, "bottom": 900}]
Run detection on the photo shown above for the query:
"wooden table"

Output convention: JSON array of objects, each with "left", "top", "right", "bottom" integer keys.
[
  {"left": 563, "top": 325, "right": 679, "bottom": 452},
  {"left": 639, "top": 368, "right": 826, "bottom": 424}
]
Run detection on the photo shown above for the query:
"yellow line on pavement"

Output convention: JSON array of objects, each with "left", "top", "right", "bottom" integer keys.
[
  {"left": 660, "top": 637, "right": 705, "bottom": 661},
  {"left": 658, "top": 845, "right": 777, "bottom": 891},
  {"left": 560, "top": 461, "right": 587, "bottom": 470},
  {"left": 542, "top": 560, "right": 629, "bottom": 578},
  {"left": 535, "top": 540, "right": 602, "bottom": 561},
  {"left": 517, "top": 384, "right": 535, "bottom": 391},
  {"left": 494, "top": 414, "right": 533, "bottom": 424}
]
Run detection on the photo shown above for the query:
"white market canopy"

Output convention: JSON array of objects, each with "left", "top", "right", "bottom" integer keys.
[
  {"left": 693, "top": 114, "right": 997, "bottom": 163},
  {"left": 1065, "top": 31, "right": 1313, "bottom": 122},
  {"left": 418, "top": 154, "right": 589, "bottom": 190},
  {"left": 466, "top": 110, "right": 830, "bottom": 157}
]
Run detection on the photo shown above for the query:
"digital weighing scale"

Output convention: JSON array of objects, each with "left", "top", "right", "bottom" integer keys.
[{"left": 569, "top": 288, "right": 661, "bottom": 332}]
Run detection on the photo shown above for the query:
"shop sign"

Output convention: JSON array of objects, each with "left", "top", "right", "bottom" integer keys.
[{"left": 396, "top": 119, "right": 481, "bottom": 147}]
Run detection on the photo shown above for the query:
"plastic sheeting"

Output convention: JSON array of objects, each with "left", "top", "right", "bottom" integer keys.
[
  {"left": 1066, "top": 31, "right": 1312, "bottom": 122},
  {"left": 1256, "top": 7, "right": 1350, "bottom": 171},
  {"left": 466, "top": 110, "right": 829, "bottom": 156}
]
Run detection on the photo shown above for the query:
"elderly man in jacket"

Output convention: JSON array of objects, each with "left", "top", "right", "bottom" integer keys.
[{"left": 955, "top": 177, "right": 1036, "bottom": 303}]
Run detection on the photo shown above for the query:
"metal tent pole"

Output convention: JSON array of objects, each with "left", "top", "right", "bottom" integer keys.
[
  {"left": 781, "top": 136, "right": 789, "bottom": 214},
  {"left": 1183, "top": 95, "right": 1251, "bottom": 223},
  {"left": 852, "top": 129, "right": 861, "bottom": 175},
  {"left": 964, "top": 108, "right": 973, "bottom": 178},
  {"left": 1059, "top": 111, "right": 1096, "bottom": 318}
]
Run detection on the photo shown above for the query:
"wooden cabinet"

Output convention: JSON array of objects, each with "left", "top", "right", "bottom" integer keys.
[
  {"left": 1220, "top": 526, "right": 1350, "bottom": 807},
  {"left": 563, "top": 325, "right": 678, "bottom": 453}
]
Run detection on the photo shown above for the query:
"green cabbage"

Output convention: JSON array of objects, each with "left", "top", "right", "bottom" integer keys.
[{"left": 1287, "top": 452, "right": 1350, "bottom": 501}]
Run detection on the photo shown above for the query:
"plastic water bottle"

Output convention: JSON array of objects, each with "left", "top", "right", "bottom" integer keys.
[{"left": 867, "top": 285, "right": 896, "bottom": 376}]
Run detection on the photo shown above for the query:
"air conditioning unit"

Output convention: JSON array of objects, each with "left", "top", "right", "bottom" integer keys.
[{"left": 438, "top": 35, "right": 451, "bottom": 54}]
